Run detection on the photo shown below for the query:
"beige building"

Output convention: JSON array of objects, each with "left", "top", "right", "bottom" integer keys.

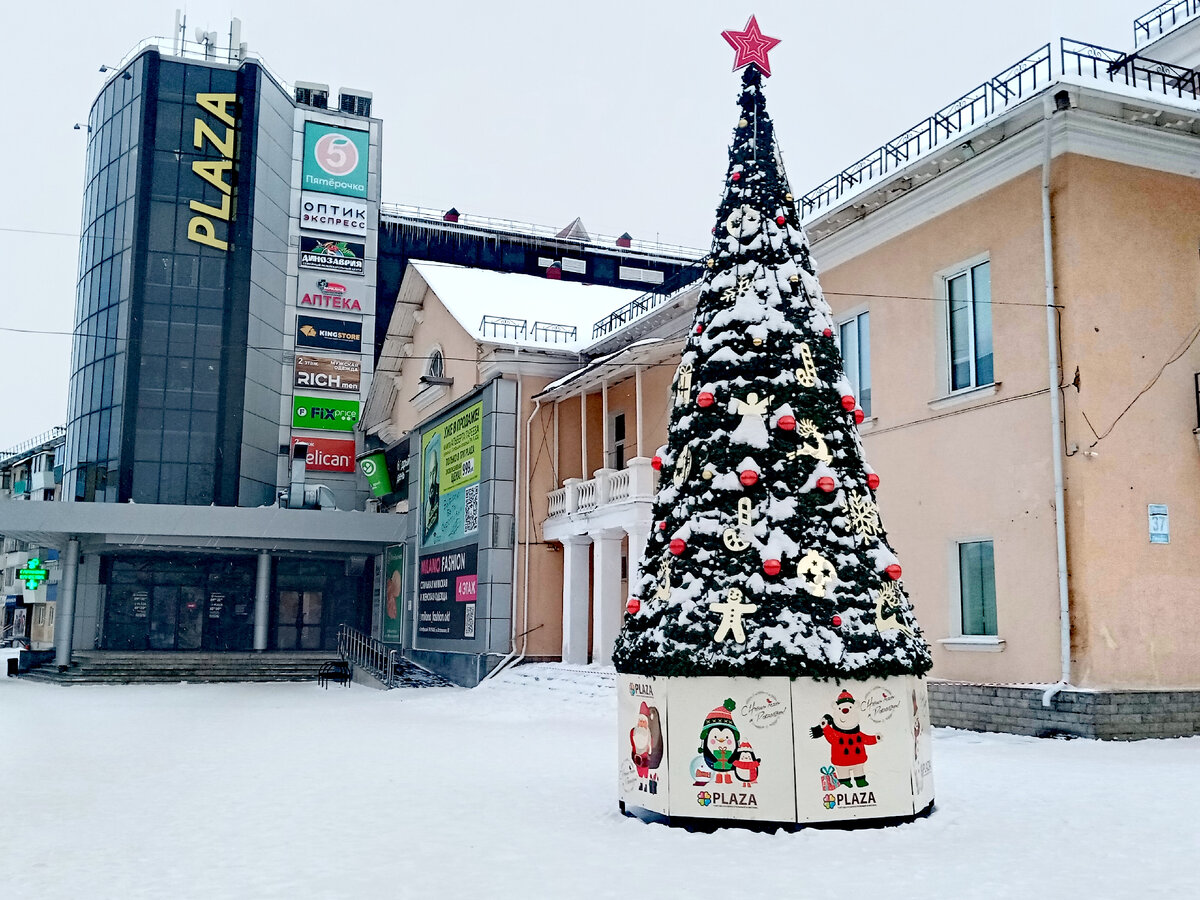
[{"left": 362, "top": 8, "right": 1200, "bottom": 735}]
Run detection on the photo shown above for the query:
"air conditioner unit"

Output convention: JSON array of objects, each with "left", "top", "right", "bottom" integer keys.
[
  {"left": 338, "top": 88, "right": 373, "bottom": 118},
  {"left": 294, "top": 81, "right": 329, "bottom": 109}
]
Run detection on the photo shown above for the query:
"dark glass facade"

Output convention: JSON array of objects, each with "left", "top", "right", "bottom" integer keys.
[{"left": 66, "top": 51, "right": 264, "bottom": 506}]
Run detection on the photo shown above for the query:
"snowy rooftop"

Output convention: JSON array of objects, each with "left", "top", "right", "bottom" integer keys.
[{"left": 410, "top": 260, "right": 651, "bottom": 352}]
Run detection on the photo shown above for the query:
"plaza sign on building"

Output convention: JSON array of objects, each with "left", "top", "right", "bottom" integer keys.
[
  {"left": 292, "top": 395, "right": 360, "bottom": 432},
  {"left": 294, "top": 354, "right": 361, "bottom": 393},
  {"left": 297, "top": 274, "right": 373, "bottom": 315},
  {"left": 300, "top": 191, "right": 368, "bottom": 235},
  {"left": 295, "top": 315, "right": 362, "bottom": 353},
  {"left": 289, "top": 436, "right": 356, "bottom": 472},
  {"left": 299, "top": 237, "right": 365, "bottom": 275},
  {"left": 302, "top": 122, "right": 370, "bottom": 198}
]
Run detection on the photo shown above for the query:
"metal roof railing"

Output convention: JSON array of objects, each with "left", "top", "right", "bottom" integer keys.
[
  {"left": 1062, "top": 38, "right": 1200, "bottom": 100},
  {"left": 1134, "top": 0, "right": 1200, "bottom": 47},
  {"left": 0, "top": 427, "right": 66, "bottom": 470}
]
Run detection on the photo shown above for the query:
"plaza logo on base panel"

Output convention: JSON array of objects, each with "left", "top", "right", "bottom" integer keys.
[
  {"left": 300, "top": 191, "right": 368, "bottom": 235},
  {"left": 289, "top": 436, "right": 356, "bottom": 472},
  {"left": 298, "top": 274, "right": 372, "bottom": 315},
  {"left": 299, "top": 236, "right": 365, "bottom": 275}
]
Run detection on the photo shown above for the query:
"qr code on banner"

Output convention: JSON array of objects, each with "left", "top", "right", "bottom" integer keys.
[
  {"left": 464, "top": 604, "right": 476, "bottom": 639},
  {"left": 464, "top": 484, "right": 479, "bottom": 533}
]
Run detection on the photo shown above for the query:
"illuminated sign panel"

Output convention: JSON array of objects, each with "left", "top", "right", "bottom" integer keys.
[{"left": 302, "top": 123, "right": 369, "bottom": 198}]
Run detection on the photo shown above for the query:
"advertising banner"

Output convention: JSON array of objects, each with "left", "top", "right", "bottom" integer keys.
[
  {"left": 300, "top": 191, "right": 369, "bottom": 235},
  {"left": 416, "top": 545, "right": 478, "bottom": 640},
  {"left": 359, "top": 452, "right": 392, "bottom": 497},
  {"left": 666, "top": 677, "right": 797, "bottom": 824},
  {"left": 618, "top": 675, "right": 670, "bottom": 816},
  {"left": 299, "top": 236, "right": 365, "bottom": 275},
  {"left": 292, "top": 395, "right": 360, "bottom": 432},
  {"left": 297, "top": 274, "right": 373, "bottom": 316},
  {"left": 294, "top": 354, "right": 361, "bottom": 393},
  {"left": 383, "top": 544, "right": 404, "bottom": 643},
  {"left": 421, "top": 402, "right": 484, "bottom": 547},
  {"left": 791, "top": 676, "right": 922, "bottom": 823},
  {"left": 289, "top": 436, "right": 356, "bottom": 472},
  {"left": 296, "top": 315, "right": 362, "bottom": 354},
  {"left": 302, "top": 122, "right": 370, "bottom": 198}
]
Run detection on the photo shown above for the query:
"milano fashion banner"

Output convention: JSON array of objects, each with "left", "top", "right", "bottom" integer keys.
[
  {"left": 416, "top": 545, "right": 478, "bottom": 640},
  {"left": 420, "top": 401, "right": 483, "bottom": 547}
]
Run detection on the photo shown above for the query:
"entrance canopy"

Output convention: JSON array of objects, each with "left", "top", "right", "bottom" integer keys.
[{"left": 0, "top": 501, "right": 403, "bottom": 556}]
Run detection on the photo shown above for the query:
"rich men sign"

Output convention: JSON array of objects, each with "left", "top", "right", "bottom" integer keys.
[{"left": 294, "top": 354, "right": 360, "bottom": 393}]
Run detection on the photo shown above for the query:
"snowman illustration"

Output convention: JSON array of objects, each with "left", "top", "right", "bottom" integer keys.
[
  {"left": 699, "top": 699, "right": 740, "bottom": 786},
  {"left": 810, "top": 689, "right": 881, "bottom": 788}
]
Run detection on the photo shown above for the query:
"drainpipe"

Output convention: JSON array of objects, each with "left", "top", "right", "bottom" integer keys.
[{"left": 1041, "top": 91, "right": 1073, "bottom": 709}]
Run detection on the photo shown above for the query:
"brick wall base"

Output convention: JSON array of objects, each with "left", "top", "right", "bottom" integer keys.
[{"left": 929, "top": 681, "right": 1200, "bottom": 740}]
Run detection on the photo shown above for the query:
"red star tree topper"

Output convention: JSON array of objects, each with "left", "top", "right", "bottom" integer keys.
[{"left": 721, "top": 15, "right": 781, "bottom": 77}]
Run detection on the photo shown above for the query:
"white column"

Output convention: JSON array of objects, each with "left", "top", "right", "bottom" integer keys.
[
  {"left": 624, "top": 517, "right": 654, "bottom": 591},
  {"left": 254, "top": 552, "right": 271, "bottom": 651},
  {"left": 635, "top": 365, "right": 644, "bottom": 458},
  {"left": 53, "top": 538, "right": 80, "bottom": 669},
  {"left": 591, "top": 529, "right": 624, "bottom": 666},
  {"left": 602, "top": 379, "right": 610, "bottom": 468},
  {"left": 561, "top": 535, "right": 591, "bottom": 665},
  {"left": 580, "top": 391, "right": 588, "bottom": 477}
]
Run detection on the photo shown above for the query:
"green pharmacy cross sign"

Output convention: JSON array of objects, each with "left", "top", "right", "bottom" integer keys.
[{"left": 19, "top": 558, "right": 48, "bottom": 591}]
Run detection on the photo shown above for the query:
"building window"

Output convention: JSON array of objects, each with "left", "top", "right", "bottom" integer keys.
[
  {"left": 946, "top": 260, "right": 992, "bottom": 391},
  {"left": 837, "top": 311, "right": 871, "bottom": 417},
  {"left": 611, "top": 413, "right": 627, "bottom": 470},
  {"left": 426, "top": 348, "right": 445, "bottom": 381},
  {"left": 958, "top": 540, "right": 997, "bottom": 636}
]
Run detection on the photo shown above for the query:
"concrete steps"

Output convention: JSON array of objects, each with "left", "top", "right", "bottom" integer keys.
[{"left": 22, "top": 650, "right": 337, "bottom": 685}]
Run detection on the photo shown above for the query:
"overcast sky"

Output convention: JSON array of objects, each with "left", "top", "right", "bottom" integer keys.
[{"left": 0, "top": 0, "right": 1151, "bottom": 452}]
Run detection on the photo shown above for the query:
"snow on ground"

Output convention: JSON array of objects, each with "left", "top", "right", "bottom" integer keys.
[{"left": 0, "top": 664, "right": 1194, "bottom": 899}]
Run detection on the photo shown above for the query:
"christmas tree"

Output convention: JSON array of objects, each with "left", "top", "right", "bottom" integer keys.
[{"left": 613, "top": 43, "right": 931, "bottom": 683}]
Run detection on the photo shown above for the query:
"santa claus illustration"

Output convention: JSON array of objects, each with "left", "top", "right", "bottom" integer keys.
[
  {"left": 629, "top": 702, "right": 662, "bottom": 791},
  {"left": 810, "top": 689, "right": 880, "bottom": 788}
]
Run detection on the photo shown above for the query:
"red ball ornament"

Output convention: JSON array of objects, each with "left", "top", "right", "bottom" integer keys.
[
  {"left": 695, "top": 324, "right": 703, "bottom": 334},
  {"left": 866, "top": 472, "right": 880, "bottom": 490},
  {"left": 651, "top": 455, "right": 663, "bottom": 471},
  {"left": 658, "top": 521, "right": 667, "bottom": 531},
  {"left": 886, "top": 563, "right": 903, "bottom": 581},
  {"left": 739, "top": 469, "right": 758, "bottom": 487},
  {"left": 832, "top": 614, "right": 843, "bottom": 627},
  {"left": 669, "top": 538, "right": 686, "bottom": 556},
  {"left": 854, "top": 408, "right": 865, "bottom": 425},
  {"left": 697, "top": 391, "right": 715, "bottom": 408},
  {"left": 823, "top": 328, "right": 833, "bottom": 337},
  {"left": 841, "top": 395, "right": 856, "bottom": 411},
  {"left": 817, "top": 476, "right": 836, "bottom": 493},
  {"left": 731, "top": 172, "right": 741, "bottom": 181},
  {"left": 775, "top": 215, "right": 786, "bottom": 226},
  {"left": 763, "top": 558, "right": 781, "bottom": 577},
  {"left": 626, "top": 597, "right": 641, "bottom": 615},
  {"left": 778, "top": 415, "right": 796, "bottom": 431}
]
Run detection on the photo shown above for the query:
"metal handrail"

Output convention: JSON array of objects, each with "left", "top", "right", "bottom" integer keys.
[
  {"left": 337, "top": 623, "right": 399, "bottom": 687},
  {"left": 590, "top": 269, "right": 703, "bottom": 340},
  {"left": 1062, "top": 38, "right": 1200, "bottom": 99},
  {"left": 798, "top": 44, "right": 1052, "bottom": 220},
  {"left": 0, "top": 427, "right": 66, "bottom": 470},
  {"left": 1134, "top": 0, "right": 1200, "bottom": 46}
]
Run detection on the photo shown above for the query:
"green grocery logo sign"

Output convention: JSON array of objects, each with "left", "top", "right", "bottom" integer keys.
[
  {"left": 302, "top": 122, "right": 369, "bottom": 198},
  {"left": 292, "top": 394, "right": 360, "bottom": 432}
]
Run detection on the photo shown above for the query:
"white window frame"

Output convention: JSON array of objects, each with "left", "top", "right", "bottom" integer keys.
[
  {"left": 939, "top": 536, "right": 1005, "bottom": 652},
  {"left": 941, "top": 254, "right": 994, "bottom": 395},
  {"left": 835, "top": 305, "right": 871, "bottom": 421},
  {"left": 424, "top": 345, "right": 446, "bottom": 381}
]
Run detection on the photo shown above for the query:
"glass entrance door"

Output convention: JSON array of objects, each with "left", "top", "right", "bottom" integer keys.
[
  {"left": 148, "top": 586, "right": 178, "bottom": 649},
  {"left": 177, "top": 586, "right": 204, "bottom": 650},
  {"left": 277, "top": 591, "right": 323, "bottom": 649}
]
